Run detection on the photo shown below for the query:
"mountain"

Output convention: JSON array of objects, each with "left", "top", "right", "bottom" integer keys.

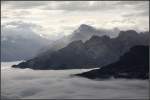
[
  {"left": 12, "top": 30, "right": 149, "bottom": 70},
  {"left": 1, "top": 31, "right": 51, "bottom": 62},
  {"left": 76, "top": 45, "right": 149, "bottom": 79},
  {"left": 39, "top": 24, "right": 120, "bottom": 54},
  {"left": 70, "top": 24, "right": 120, "bottom": 42},
  {"left": 2, "top": 24, "right": 114, "bottom": 62},
  {"left": 69, "top": 24, "right": 101, "bottom": 42}
]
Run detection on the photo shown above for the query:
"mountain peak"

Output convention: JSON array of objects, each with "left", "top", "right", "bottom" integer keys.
[
  {"left": 79, "top": 24, "right": 93, "bottom": 28},
  {"left": 76, "top": 24, "right": 96, "bottom": 32},
  {"left": 70, "top": 24, "right": 98, "bottom": 42}
]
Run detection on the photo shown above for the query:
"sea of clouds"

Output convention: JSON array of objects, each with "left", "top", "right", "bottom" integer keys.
[{"left": 1, "top": 61, "right": 149, "bottom": 99}]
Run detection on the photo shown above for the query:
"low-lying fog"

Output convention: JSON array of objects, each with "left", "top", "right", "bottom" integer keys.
[{"left": 1, "top": 61, "right": 149, "bottom": 99}]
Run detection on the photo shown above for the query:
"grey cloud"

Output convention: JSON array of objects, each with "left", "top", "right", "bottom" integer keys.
[
  {"left": 2, "top": 1, "right": 149, "bottom": 16},
  {"left": 119, "top": 1, "right": 149, "bottom": 18},
  {"left": 114, "top": 1, "right": 149, "bottom": 16},
  {"left": 1, "top": 61, "right": 149, "bottom": 99},
  {"left": 5, "top": 21, "right": 41, "bottom": 29},
  {"left": 1, "top": 1, "right": 121, "bottom": 11},
  {"left": 111, "top": 18, "right": 136, "bottom": 24},
  {"left": 43, "top": 1, "right": 117, "bottom": 11},
  {"left": 61, "top": 25, "right": 75, "bottom": 31},
  {"left": 116, "top": 1, "right": 148, "bottom": 5},
  {"left": 13, "top": 10, "right": 31, "bottom": 17},
  {"left": 116, "top": 1, "right": 149, "bottom": 11},
  {"left": 122, "top": 10, "right": 149, "bottom": 18},
  {"left": 3, "top": 1, "right": 48, "bottom": 9},
  {"left": 1, "top": 9, "right": 31, "bottom": 19},
  {"left": 2, "top": 21, "right": 36, "bottom": 31},
  {"left": 1, "top": 21, "right": 42, "bottom": 39},
  {"left": 2, "top": 1, "right": 149, "bottom": 35},
  {"left": 2, "top": 1, "right": 148, "bottom": 13}
]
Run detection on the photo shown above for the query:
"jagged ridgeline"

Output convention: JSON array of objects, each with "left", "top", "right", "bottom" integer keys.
[
  {"left": 12, "top": 24, "right": 149, "bottom": 70},
  {"left": 76, "top": 45, "right": 149, "bottom": 79}
]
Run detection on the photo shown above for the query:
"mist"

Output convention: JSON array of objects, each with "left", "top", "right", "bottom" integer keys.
[{"left": 1, "top": 61, "right": 149, "bottom": 99}]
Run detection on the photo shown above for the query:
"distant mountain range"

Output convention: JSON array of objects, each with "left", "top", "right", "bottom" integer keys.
[
  {"left": 12, "top": 25, "right": 149, "bottom": 69},
  {"left": 37, "top": 24, "right": 120, "bottom": 55},
  {"left": 76, "top": 45, "right": 149, "bottom": 79},
  {"left": 1, "top": 31, "right": 51, "bottom": 61},
  {"left": 2, "top": 24, "right": 120, "bottom": 62}
]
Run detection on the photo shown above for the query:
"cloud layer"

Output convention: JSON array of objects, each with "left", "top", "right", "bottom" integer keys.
[
  {"left": 1, "top": 61, "right": 149, "bottom": 99},
  {"left": 1, "top": 1, "right": 149, "bottom": 40}
]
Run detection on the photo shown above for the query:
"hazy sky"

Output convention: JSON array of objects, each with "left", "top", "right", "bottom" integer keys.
[{"left": 1, "top": 1, "right": 149, "bottom": 40}]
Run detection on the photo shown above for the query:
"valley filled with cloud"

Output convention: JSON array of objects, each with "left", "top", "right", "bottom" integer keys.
[{"left": 1, "top": 61, "right": 149, "bottom": 99}]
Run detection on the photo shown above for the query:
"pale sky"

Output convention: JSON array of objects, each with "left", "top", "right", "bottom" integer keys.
[{"left": 1, "top": 1, "right": 149, "bottom": 40}]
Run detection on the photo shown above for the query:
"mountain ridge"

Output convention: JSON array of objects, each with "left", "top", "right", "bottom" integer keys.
[
  {"left": 12, "top": 29, "right": 149, "bottom": 69},
  {"left": 75, "top": 45, "right": 149, "bottom": 79}
]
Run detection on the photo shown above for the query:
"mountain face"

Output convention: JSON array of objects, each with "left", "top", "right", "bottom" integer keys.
[
  {"left": 1, "top": 24, "right": 117, "bottom": 62},
  {"left": 69, "top": 24, "right": 120, "bottom": 42},
  {"left": 12, "top": 29, "right": 149, "bottom": 70},
  {"left": 1, "top": 32, "right": 51, "bottom": 62},
  {"left": 76, "top": 45, "right": 149, "bottom": 79},
  {"left": 40, "top": 24, "right": 120, "bottom": 54},
  {"left": 70, "top": 24, "right": 101, "bottom": 42}
]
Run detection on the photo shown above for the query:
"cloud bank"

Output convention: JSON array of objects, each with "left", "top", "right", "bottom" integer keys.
[{"left": 1, "top": 61, "right": 149, "bottom": 99}]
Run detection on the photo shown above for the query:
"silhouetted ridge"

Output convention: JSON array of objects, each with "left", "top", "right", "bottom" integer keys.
[
  {"left": 118, "top": 30, "right": 138, "bottom": 38},
  {"left": 67, "top": 40, "right": 83, "bottom": 48},
  {"left": 76, "top": 45, "right": 149, "bottom": 79},
  {"left": 12, "top": 27, "right": 149, "bottom": 70}
]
